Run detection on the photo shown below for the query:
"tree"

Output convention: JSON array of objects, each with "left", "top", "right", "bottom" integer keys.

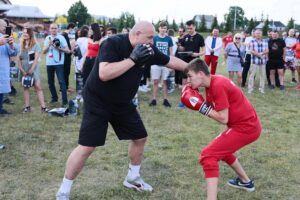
[
  {"left": 224, "top": 14, "right": 232, "bottom": 32},
  {"left": 67, "top": 0, "right": 91, "bottom": 27},
  {"left": 247, "top": 18, "right": 256, "bottom": 33},
  {"left": 262, "top": 18, "right": 270, "bottom": 36},
  {"left": 199, "top": 15, "right": 207, "bottom": 32},
  {"left": 171, "top": 19, "right": 178, "bottom": 31},
  {"left": 286, "top": 18, "right": 295, "bottom": 31},
  {"left": 211, "top": 16, "right": 219, "bottom": 30},
  {"left": 224, "top": 6, "right": 245, "bottom": 31}
]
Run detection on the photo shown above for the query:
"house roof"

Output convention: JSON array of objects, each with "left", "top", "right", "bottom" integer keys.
[
  {"left": 1, "top": 5, "right": 54, "bottom": 19},
  {"left": 194, "top": 15, "right": 214, "bottom": 23},
  {"left": 256, "top": 21, "right": 286, "bottom": 29}
]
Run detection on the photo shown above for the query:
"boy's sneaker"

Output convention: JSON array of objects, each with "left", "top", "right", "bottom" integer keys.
[
  {"left": 227, "top": 177, "right": 255, "bottom": 192},
  {"left": 56, "top": 191, "right": 69, "bottom": 200},
  {"left": 163, "top": 99, "right": 171, "bottom": 107},
  {"left": 123, "top": 176, "right": 153, "bottom": 192},
  {"left": 149, "top": 99, "right": 157, "bottom": 106}
]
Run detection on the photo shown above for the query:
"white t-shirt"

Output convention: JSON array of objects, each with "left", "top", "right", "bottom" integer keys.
[
  {"left": 244, "top": 36, "right": 254, "bottom": 53},
  {"left": 74, "top": 37, "right": 89, "bottom": 72}
]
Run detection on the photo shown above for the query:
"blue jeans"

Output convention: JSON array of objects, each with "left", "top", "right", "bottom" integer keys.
[
  {"left": 47, "top": 65, "right": 68, "bottom": 104},
  {"left": 0, "top": 93, "right": 3, "bottom": 111}
]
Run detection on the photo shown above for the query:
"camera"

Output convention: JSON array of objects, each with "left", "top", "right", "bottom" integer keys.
[{"left": 52, "top": 38, "right": 61, "bottom": 47}]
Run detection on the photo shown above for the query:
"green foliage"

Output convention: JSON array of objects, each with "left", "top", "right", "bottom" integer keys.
[
  {"left": 247, "top": 18, "right": 256, "bottom": 33},
  {"left": 224, "top": 6, "right": 246, "bottom": 31},
  {"left": 67, "top": 0, "right": 92, "bottom": 27},
  {"left": 211, "top": 16, "right": 219, "bottom": 30},
  {"left": 199, "top": 15, "right": 207, "bottom": 32},
  {"left": 286, "top": 18, "right": 295, "bottom": 31},
  {"left": 262, "top": 18, "right": 270, "bottom": 36},
  {"left": 117, "top": 12, "right": 136, "bottom": 31},
  {"left": 171, "top": 19, "right": 178, "bottom": 32}
]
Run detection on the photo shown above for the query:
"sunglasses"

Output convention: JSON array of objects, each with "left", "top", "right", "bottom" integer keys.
[{"left": 235, "top": 37, "right": 241, "bottom": 39}]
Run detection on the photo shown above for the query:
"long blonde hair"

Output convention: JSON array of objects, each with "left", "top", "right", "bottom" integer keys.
[{"left": 20, "top": 27, "right": 36, "bottom": 50}]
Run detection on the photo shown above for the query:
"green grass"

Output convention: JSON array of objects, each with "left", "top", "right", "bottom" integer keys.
[{"left": 0, "top": 47, "right": 300, "bottom": 200}]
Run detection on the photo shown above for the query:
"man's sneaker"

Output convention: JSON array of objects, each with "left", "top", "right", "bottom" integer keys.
[
  {"left": 56, "top": 191, "right": 70, "bottom": 200},
  {"left": 227, "top": 177, "right": 255, "bottom": 192},
  {"left": 0, "top": 109, "right": 11, "bottom": 115},
  {"left": 280, "top": 85, "right": 285, "bottom": 91},
  {"left": 269, "top": 85, "right": 275, "bottom": 90},
  {"left": 0, "top": 144, "right": 6, "bottom": 150},
  {"left": 163, "top": 99, "right": 171, "bottom": 107},
  {"left": 41, "top": 107, "right": 49, "bottom": 113},
  {"left": 177, "top": 102, "right": 185, "bottom": 108},
  {"left": 123, "top": 176, "right": 153, "bottom": 192},
  {"left": 49, "top": 99, "right": 58, "bottom": 104},
  {"left": 3, "top": 98, "right": 14, "bottom": 105},
  {"left": 291, "top": 78, "right": 297, "bottom": 84},
  {"left": 149, "top": 99, "right": 157, "bottom": 106},
  {"left": 22, "top": 106, "right": 31, "bottom": 113}
]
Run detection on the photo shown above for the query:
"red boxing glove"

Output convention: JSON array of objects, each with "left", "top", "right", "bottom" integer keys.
[{"left": 181, "top": 85, "right": 212, "bottom": 115}]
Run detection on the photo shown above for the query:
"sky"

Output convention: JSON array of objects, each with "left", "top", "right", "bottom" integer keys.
[{"left": 10, "top": 0, "right": 300, "bottom": 24}]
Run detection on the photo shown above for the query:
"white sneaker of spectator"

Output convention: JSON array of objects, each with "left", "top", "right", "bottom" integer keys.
[{"left": 138, "top": 86, "right": 148, "bottom": 93}]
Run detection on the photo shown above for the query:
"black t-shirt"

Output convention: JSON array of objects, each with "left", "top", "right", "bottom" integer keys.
[
  {"left": 181, "top": 33, "right": 205, "bottom": 62},
  {"left": 84, "top": 33, "right": 170, "bottom": 110},
  {"left": 268, "top": 38, "right": 286, "bottom": 60}
]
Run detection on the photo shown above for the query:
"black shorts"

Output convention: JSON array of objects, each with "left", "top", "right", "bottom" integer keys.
[
  {"left": 268, "top": 59, "right": 284, "bottom": 70},
  {"left": 79, "top": 104, "right": 147, "bottom": 147}
]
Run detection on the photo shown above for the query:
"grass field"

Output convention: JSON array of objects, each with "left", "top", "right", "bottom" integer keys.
[{"left": 0, "top": 46, "right": 300, "bottom": 200}]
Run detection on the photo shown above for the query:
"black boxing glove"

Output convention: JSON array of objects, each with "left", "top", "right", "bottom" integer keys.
[{"left": 129, "top": 43, "right": 154, "bottom": 65}]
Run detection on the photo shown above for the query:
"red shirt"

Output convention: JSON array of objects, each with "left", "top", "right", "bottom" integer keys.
[
  {"left": 291, "top": 42, "right": 300, "bottom": 58},
  {"left": 222, "top": 35, "right": 233, "bottom": 48},
  {"left": 205, "top": 75, "right": 260, "bottom": 133},
  {"left": 86, "top": 42, "right": 100, "bottom": 57}
]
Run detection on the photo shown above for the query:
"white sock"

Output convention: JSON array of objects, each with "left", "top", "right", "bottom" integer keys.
[
  {"left": 58, "top": 177, "right": 74, "bottom": 194},
  {"left": 127, "top": 164, "right": 141, "bottom": 179}
]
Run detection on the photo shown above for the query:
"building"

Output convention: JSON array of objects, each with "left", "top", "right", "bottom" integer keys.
[
  {"left": 255, "top": 21, "right": 286, "bottom": 32},
  {"left": 0, "top": 1, "right": 54, "bottom": 31},
  {"left": 193, "top": 14, "right": 214, "bottom": 30}
]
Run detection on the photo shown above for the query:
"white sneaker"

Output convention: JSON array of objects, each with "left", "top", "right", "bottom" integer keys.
[
  {"left": 56, "top": 192, "right": 69, "bottom": 200},
  {"left": 138, "top": 86, "right": 148, "bottom": 93},
  {"left": 142, "top": 85, "right": 151, "bottom": 92},
  {"left": 123, "top": 176, "right": 153, "bottom": 192}
]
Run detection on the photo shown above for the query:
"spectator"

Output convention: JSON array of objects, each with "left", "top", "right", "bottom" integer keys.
[
  {"left": 42, "top": 23, "right": 70, "bottom": 106},
  {"left": 106, "top": 27, "right": 117, "bottom": 37},
  {"left": 0, "top": 19, "right": 17, "bottom": 116},
  {"left": 81, "top": 23, "right": 102, "bottom": 85},
  {"left": 241, "top": 30, "right": 254, "bottom": 87},
  {"left": 224, "top": 33, "right": 246, "bottom": 86},
  {"left": 222, "top": 31, "right": 233, "bottom": 48},
  {"left": 61, "top": 32, "right": 73, "bottom": 92},
  {"left": 204, "top": 28, "right": 222, "bottom": 75},
  {"left": 268, "top": 30, "right": 286, "bottom": 90},
  {"left": 17, "top": 26, "right": 48, "bottom": 113},
  {"left": 248, "top": 29, "right": 269, "bottom": 94},
  {"left": 284, "top": 29, "right": 298, "bottom": 84},
  {"left": 291, "top": 40, "right": 300, "bottom": 89},
  {"left": 174, "top": 27, "right": 186, "bottom": 88},
  {"left": 149, "top": 21, "right": 173, "bottom": 107}
]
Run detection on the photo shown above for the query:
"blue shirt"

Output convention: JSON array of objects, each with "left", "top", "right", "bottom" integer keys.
[
  {"left": 153, "top": 35, "right": 173, "bottom": 56},
  {"left": 44, "top": 34, "right": 67, "bottom": 66}
]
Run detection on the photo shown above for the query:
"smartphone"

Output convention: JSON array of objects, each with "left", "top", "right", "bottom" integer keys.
[{"left": 5, "top": 26, "right": 12, "bottom": 38}]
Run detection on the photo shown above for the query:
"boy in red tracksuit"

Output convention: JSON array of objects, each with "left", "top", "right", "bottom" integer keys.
[{"left": 181, "top": 58, "right": 261, "bottom": 200}]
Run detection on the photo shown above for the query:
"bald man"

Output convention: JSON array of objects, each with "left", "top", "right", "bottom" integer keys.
[{"left": 56, "top": 21, "right": 187, "bottom": 199}]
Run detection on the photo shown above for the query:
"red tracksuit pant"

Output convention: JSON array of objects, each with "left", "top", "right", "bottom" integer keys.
[
  {"left": 204, "top": 55, "right": 219, "bottom": 75},
  {"left": 199, "top": 125, "right": 261, "bottom": 178}
]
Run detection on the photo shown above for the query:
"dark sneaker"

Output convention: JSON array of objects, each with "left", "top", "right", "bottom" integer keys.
[
  {"left": 0, "top": 109, "right": 11, "bottom": 115},
  {"left": 280, "top": 85, "right": 285, "bottom": 91},
  {"left": 269, "top": 85, "right": 275, "bottom": 90},
  {"left": 227, "top": 177, "right": 255, "bottom": 192},
  {"left": 3, "top": 98, "right": 14, "bottom": 105},
  {"left": 149, "top": 99, "right": 157, "bottom": 106},
  {"left": 177, "top": 102, "right": 185, "bottom": 109},
  {"left": 163, "top": 99, "right": 171, "bottom": 107},
  {"left": 22, "top": 106, "right": 31, "bottom": 113},
  {"left": 292, "top": 78, "right": 297, "bottom": 84},
  {"left": 0, "top": 144, "right": 6, "bottom": 150}
]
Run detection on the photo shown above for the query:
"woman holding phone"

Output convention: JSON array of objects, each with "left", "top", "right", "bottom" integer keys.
[{"left": 17, "top": 26, "right": 48, "bottom": 113}]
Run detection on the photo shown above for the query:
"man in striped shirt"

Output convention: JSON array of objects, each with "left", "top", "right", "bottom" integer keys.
[{"left": 248, "top": 29, "right": 269, "bottom": 94}]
